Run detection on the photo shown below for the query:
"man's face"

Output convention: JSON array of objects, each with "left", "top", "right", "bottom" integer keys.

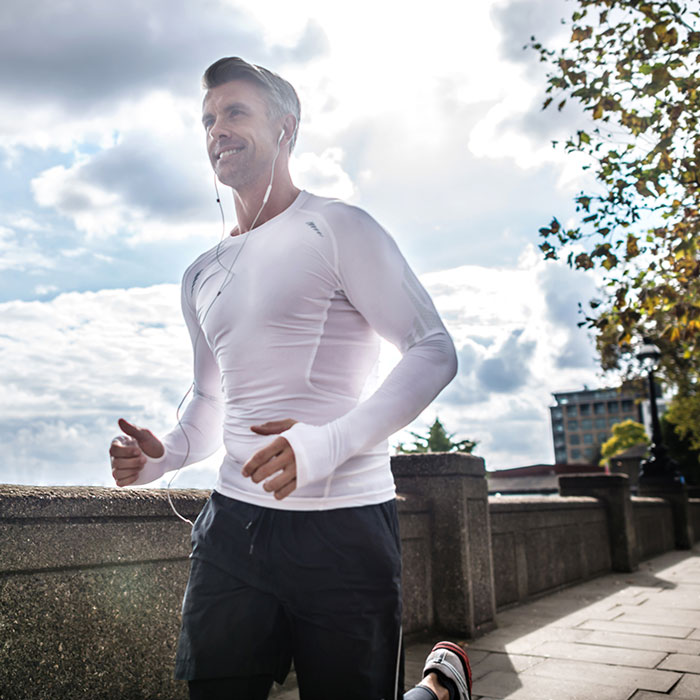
[{"left": 202, "top": 79, "right": 280, "bottom": 191}]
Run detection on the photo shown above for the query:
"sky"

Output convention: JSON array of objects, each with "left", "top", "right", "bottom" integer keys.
[{"left": 0, "top": 0, "right": 611, "bottom": 489}]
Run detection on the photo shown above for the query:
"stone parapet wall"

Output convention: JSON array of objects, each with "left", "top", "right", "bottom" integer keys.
[
  {"left": 0, "top": 485, "right": 206, "bottom": 700},
  {"left": 395, "top": 493, "right": 433, "bottom": 634},
  {"left": 632, "top": 496, "right": 675, "bottom": 560},
  {"left": 0, "top": 483, "right": 434, "bottom": 700},
  {"left": 392, "top": 453, "right": 496, "bottom": 637},
  {"left": 689, "top": 499, "right": 700, "bottom": 545},
  {"left": 489, "top": 495, "right": 610, "bottom": 609},
  {"left": 1, "top": 460, "right": 692, "bottom": 699}
]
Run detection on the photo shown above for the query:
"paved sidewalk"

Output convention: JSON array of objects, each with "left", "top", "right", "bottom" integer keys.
[
  {"left": 274, "top": 545, "right": 700, "bottom": 699},
  {"left": 458, "top": 544, "right": 700, "bottom": 699}
]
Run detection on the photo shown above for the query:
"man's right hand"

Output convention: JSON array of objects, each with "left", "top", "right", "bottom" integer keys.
[{"left": 109, "top": 418, "right": 164, "bottom": 487}]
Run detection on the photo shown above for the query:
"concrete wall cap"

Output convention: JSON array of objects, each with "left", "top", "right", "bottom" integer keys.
[
  {"left": 559, "top": 473, "right": 629, "bottom": 483},
  {"left": 391, "top": 452, "right": 485, "bottom": 478},
  {"left": 488, "top": 495, "right": 600, "bottom": 511},
  {"left": 631, "top": 496, "right": 672, "bottom": 505},
  {"left": 0, "top": 484, "right": 210, "bottom": 519}
]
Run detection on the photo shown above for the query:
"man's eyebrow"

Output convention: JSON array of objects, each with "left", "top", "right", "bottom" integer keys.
[{"left": 201, "top": 102, "right": 250, "bottom": 124}]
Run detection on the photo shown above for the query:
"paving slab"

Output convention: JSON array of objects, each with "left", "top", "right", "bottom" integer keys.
[
  {"left": 469, "top": 625, "right": 591, "bottom": 654},
  {"left": 658, "top": 653, "right": 700, "bottom": 673},
  {"left": 576, "top": 618, "right": 695, "bottom": 639},
  {"left": 613, "top": 605, "right": 700, "bottom": 628},
  {"left": 653, "top": 589, "right": 700, "bottom": 608},
  {"left": 470, "top": 652, "right": 543, "bottom": 680},
  {"left": 496, "top": 602, "right": 621, "bottom": 628},
  {"left": 670, "top": 672, "right": 700, "bottom": 697},
  {"left": 528, "top": 640, "right": 666, "bottom": 668},
  {"left": 473, "top": 670, "right": 631, "bottom": 700},
  {"left": 522, "top": 658, "right": 680, "bottom": 692},
  {"left": 581, "top": 629, "right": 700, "bottom": 655}
]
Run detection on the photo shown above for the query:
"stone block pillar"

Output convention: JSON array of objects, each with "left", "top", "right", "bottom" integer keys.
[
  {"left": 391, "top": 453, "right": 496, "bottom": 638},
  {"left": 639, "top": 481, "right": 694, "bottom": 550},
  {"left": 559, "top": 473, "right": 638, "bottom": 572}
]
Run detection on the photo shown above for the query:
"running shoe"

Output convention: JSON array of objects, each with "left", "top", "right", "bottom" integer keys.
[{"left": 422, "top": 641, "right": 472, "bottom": 700}]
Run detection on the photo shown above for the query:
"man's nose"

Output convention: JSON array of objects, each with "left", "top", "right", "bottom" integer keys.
[{"left": 209, "top": 118, "right": 230, "bottom": 140}]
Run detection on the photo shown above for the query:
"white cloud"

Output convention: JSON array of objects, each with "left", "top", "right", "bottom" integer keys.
[
  {"left": 0, "top": 250, "right": 606, "bottom": 486},
  {"left": 29, "top": 111, "right": 217, "bottom": 241},
  {"left": 33, "top": 284, "right": 59, "bottom": 297},
  {"left": 0, "top": 284, "right": 227, "bottom": 486},
  {"left": 0, "top": 0, "right": 619, "bottom": 478},
  {"left": 291, "top": 148, "right": 356, "bottom": 200},
  {"left": 0, "top": 225, "right": 56, "bottom": 272},
  {"left": 1, "top": 0, "right": 594, "bottom": 280},
  {"left": 404, "top": 251, "right": 603, "bottom": 467}
]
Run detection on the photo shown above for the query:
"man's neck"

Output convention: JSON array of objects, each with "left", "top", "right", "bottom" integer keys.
[{"left": 232, "top": 176, "right": 301, "bottom": 235}]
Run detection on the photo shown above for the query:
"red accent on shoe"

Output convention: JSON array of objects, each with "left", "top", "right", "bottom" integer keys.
[{"left": 431, "top": 641, "right": 472, "bottom": 697}]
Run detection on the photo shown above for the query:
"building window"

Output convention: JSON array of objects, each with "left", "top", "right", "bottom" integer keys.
[
  {"left": 595, "top": 417, "right": 606, "bottom": 429},
  {"left": 621, "top": 400, "right": 634, "bottom": 412},
  {"left": 569, "top": 434, "right": 581, "bottom": 445},
  {"left": 583, "top": 433, "right": 594, "bottom": 444},
  {"left": 581, "top": 418, "right": 593, "bottom": 430},
  {"left": 555, "top": 448, "right": 567, "bottom": 463},
  {"left": 552, "top": 407, "right": 563, "bottom": 419},
  {"left": 571, "top": 448, "right": 581, "bottom": 460},
  {"left": 598, "top": 433, "right": 608, "bottom": 444},
  {"left": 594, "top": 402, "right": 606, "bottom": 414},
  {"left": 608, "top": 402, "right": 619, "bottom": 413},
  {"left": 579, "top": 404, "right": 591, "bottom": 416},
  {"left": 584, "top": 447, "right": 595, "bottom": 460},
  {"left": 566, "top": 405, "right": 578, "bottom": 416},
  {"left": 554, "top": 421, "right": 564, "bottom": 433},
  {"left": 568, "top": 420, "right": 579, "bottom": 431}
]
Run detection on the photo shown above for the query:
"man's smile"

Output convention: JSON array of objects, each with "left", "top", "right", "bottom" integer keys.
[{"left": 217, "top": 146, "right": 244, "bottom": 161}]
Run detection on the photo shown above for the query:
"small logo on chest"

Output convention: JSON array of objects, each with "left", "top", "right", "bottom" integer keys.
[{"left": 305, "top": 220, "right": 324, "bottom": 237}]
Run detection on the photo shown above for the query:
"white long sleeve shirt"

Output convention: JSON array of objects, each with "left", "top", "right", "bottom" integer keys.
[{"left": 134, "top": 191, "right": 457, "bottom": 509}]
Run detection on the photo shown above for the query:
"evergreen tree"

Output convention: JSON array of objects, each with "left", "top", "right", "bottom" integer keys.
[{"left": 396, "top": 417, "right": 477, "bottom": 454}]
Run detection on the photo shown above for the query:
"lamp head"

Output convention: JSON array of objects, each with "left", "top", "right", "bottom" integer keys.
[{"left": 637, "top": 338, "right": 662, "bottom": 366}]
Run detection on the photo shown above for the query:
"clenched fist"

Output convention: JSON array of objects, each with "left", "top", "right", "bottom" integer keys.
[{"left": 109, "top": 418, "right": 164, "bottom": 487}]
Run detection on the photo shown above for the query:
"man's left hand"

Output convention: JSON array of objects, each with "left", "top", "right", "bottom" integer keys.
[{"left": 243, "top": 419, "right": 298, "bottom": 500}]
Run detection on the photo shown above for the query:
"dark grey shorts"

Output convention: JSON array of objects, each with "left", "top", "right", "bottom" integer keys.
[{"left": 175, "top": 492, "right": 404, "bottom": 699}]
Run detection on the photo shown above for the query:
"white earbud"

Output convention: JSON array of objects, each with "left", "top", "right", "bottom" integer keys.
[{"left": 277, "top": 129, "right": 285, "bottom": 144}]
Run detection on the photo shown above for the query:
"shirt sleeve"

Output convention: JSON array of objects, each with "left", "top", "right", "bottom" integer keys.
[
  {"left": 282, "top": 205, "right": 457, "bottom": 489},
  {"left": 131, "top": 275, "right": 225, "bottom": 485}
]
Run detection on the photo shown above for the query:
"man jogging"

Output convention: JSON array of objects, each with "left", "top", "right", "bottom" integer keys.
[{"left": 109, "top": 57, "right": 466, "bottom": 700}]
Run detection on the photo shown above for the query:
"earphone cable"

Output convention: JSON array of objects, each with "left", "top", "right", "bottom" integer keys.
[{"left": 164, "top": 135, "right": 284, "bottom": 527}]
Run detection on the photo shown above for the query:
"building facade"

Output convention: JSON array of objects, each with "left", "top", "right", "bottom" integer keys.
[{"left": 550, "top": 386, "right": 643, "bottom": 464}]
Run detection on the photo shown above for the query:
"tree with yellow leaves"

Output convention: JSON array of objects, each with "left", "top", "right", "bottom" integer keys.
[
  {"left": 532, "top": 0, "right": 700, "bottom": 449},
  {"left": 599, "top": 419, "right": 650, "bottom": 466}
]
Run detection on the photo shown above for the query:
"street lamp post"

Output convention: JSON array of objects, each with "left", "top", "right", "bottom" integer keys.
[{"left": 637, "top": 339, "right": 681, "bottom": 486}]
